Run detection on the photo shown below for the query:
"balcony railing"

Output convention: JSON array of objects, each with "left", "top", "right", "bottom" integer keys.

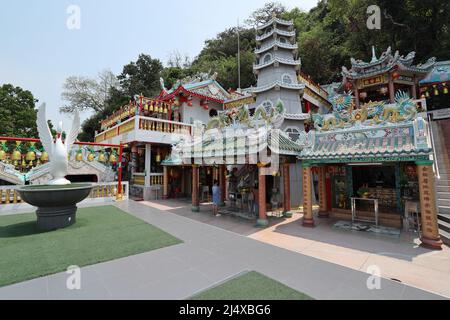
[
  {"left": 256, "top": 28, "right": 296, "bottom": 41},
  {"left": 255, "top": 39, "right": 298, "bottom": 54},
  {"left": 95, "top": 116, "right": 192, "bottom": 143}
]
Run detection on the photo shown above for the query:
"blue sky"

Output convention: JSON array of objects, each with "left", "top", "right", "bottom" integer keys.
[{"left": 0, "top": 0, "right": 318, "bottom": 126}]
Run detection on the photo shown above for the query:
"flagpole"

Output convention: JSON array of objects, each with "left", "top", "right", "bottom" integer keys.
[{"left": 237, "top": 18, "right": 241, "bottom": 89}]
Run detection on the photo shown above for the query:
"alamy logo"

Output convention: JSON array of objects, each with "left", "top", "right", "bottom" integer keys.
[
  {"left": 66, "top": 265, "right": 81, "bottom": 290},
  {"left": 367, "top": 5, "right": 381, "bottom": 30},
  {"left": 66, "top": 5, "right": 81, "bottom": 30}
]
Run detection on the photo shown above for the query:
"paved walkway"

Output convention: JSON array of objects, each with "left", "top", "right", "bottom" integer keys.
[
  {"left": 0, "top": 200, "right": 446, "bottom": 300},
  {"left": 143, "top": 199, "right": 450, "bottom": 298}
]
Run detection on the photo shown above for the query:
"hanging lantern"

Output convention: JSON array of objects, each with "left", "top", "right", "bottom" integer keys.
[
  {"left": 159, "top": 103, "right": 164, "bottom": 113},
  {"left": 21, "top": 157, "right": 27, "bottom": 169},
  {"left": 12, "top": 142, "right": 22, "bottom": 162},
  {"left": 156, "top": 149, "right": 161, "bottom": 163},
  {"left": 40, "top": 150, "right": 49, "bottom": 162},
  {"left": 149, "top": 101, "right": 154, "bottom": 112},
  {"left": 392, "top": 71, "right": 400, "bottom": 80},
  {"left": 379, "top": 87, "right": 388, "bottom": 95},
  {"left": 433, "top": 85, "right": 439, "bottom": 96},
  {"left": 98, "top": 151, "right": 106, "bottom": 163},
  {"left": 425, "top": 90, "right": 430, "bottom": 98},
  {"left": 144, "top": 103, "right": 149, "bottom": 111},
  {"left": 26, "top": 142, "right": 36, "bottom": 161},
  {"left": 109, "top": 149, "right": 117, "bottom": 163},
  {"left": 443, "top": 83, "right": 448, "bottom": 94},
  {"left": 76, "top": 152, "right": 83, "bottom": 162},
  {"left": 88, "top": 153, "right": 95, "bottom": 162}
]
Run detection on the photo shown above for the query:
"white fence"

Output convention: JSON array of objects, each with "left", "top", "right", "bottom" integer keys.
[{"left": 0, "top": 181, "right": 129, "bottom": 214}]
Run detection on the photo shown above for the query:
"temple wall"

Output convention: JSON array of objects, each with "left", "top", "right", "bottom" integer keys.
[
  {"left": 257, "top": 65, "right": 298, "bottom": 87},
  {"left": 181, "top": 100, "right": 222, "bottom": 125}
]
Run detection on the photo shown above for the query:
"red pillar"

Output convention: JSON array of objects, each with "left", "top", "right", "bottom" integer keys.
[
  {"left": 283, "top": 164, "right": 292, "bottom": 217},
  {"left": 257, "top": 164, "right": 268, "bottom": 227},
  {"left": 192, "top": 165, "right": 200, "bottom": 212}
]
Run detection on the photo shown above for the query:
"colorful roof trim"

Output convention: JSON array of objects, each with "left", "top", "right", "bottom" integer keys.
[
  {"left": 342, "top": 46, "right": 436, "bottom": 80},
  {"left": 420, "top": 61, "right": 450, "bottom": 85}
]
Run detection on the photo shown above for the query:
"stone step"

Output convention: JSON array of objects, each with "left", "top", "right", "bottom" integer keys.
[
  {"left": 438, "top": 199, "right": 450, "bottom": 207},
  {"left": 437, "top": 173, "right": 450, "bottom": 180},
  {"left": 437, "top": 192, "right": 450, "bottom": 200},
  {"left": 438, "top": 214, "right": 450, "bottom": 224},
  {"left": 439, "top": 219, "right": 450, "bottom": 234},
  {"left": 436, "top": 179, "right": 450, "bottom": 187},
  {"left": 438, "top": 206, "right": 450, "bottom": 215},
  {"left": 437, "top": 186, "right": 450, "bottom": 193},
  {"left": 439, "top": 229, "right": 450, "bottom": 247}
]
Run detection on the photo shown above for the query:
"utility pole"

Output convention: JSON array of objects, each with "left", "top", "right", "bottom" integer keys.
[{"left": 237, "top": 18, "right": 241, "bottom": 89}]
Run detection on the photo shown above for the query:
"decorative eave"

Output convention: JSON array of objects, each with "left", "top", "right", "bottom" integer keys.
[
  {"left": 159, "top": 86, "right": 225, "bottom": 104},
  {"left": 254, "top": 56, "right": 301, "bottom": 71},
  {"left": 256, "top": 17, "right": 294, "bottom": 30},
  {"left": 342, "top": 47, "right": 436, "bottom": 81},
  {"left": 255, "top": 39, "right": 298, "bottom": 55},
  {"left": 247, "top": 81, "right": 305, "bottom": 94},
  {"left": 420, "top": 60, "right": 450, "bottom": 85},
  {"left": 256, "top": 28, "right": 296, "bottom": 42}
]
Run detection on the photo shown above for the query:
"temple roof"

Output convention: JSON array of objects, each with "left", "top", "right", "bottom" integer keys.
[
  {"left": 301, "top": 133, "right": 431, "bottom": 161},
  {"left": 342, "top": 46, "right": 436, "bottom": 80},
  {"left": 159, "top": 74, "right": 230, "bottom": 103},
  {"left": 256, "top": 17, "right": 294, "bottom": 30},
  {"left": 420, "top": 60, "right": 450, "bottom": 85}
]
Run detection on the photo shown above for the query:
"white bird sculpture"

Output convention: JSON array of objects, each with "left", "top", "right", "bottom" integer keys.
[{"left": 37, "top": 103, "right": 80, "bottom": 185}]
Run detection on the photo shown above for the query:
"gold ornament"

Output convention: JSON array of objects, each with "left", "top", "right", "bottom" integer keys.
[
  {"left": 76, "top": 152, "right": 83, "bottom": 161},
  {"left": 40, "top": 151, "right": 49, "bottom": 162},
  {"left": 88, "top": 153, "right": 95, "bottom": 162},
  {"left": 109, "top": 153, "right": 117, "bottom": 163},
  {"left": 0, "top": 150, "right": 6, "bottom": 161},
  {"left": 98, "top": 153, "right": 106, "bottom": 162}
]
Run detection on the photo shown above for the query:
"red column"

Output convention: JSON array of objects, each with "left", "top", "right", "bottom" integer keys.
[
  {"left": 257, "top": 164, "right": 268, "bottom": 227},
  {"left": 283, "top": 164, "right": 292, "bottom": 217},
  {"left": 219, "top": 165, "right": 226, "bottom": 206},
  {"left": 318, "top": 166, "right": 329, "bottom": 218},
  {"left": 192, "top": 165, "right": 200, "bottom": 212},
  {"left": 302, "top": 163, "right": 315, "bottom": 227}
]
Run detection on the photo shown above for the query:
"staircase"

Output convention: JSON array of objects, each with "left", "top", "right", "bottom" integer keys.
[{"left": 430, "top": 119, "right": 450, "bottom": 246}]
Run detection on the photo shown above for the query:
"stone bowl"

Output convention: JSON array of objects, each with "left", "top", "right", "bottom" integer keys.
[{"left": 18, "top": 183, "right": 93, "bottom": 231}]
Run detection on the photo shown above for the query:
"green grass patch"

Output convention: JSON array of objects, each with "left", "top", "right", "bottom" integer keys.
[
  {"left": 0, "top": 205, "right": 182, "bottom": 287},
  {"left": 189, "top": 271, "right": 313, "bottom": 300}
]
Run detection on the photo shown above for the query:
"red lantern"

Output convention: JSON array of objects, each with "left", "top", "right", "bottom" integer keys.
[{"left": 392, "top": 71, "right": 400, "bottom": 80}]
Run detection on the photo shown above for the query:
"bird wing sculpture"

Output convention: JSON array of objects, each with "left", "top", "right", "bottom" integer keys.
[
  {"left": 36, "top": 103, "right": 54, "bottom": 157},
  {"left": 65, "top": 109, "right": 80, "bottom": 152}
]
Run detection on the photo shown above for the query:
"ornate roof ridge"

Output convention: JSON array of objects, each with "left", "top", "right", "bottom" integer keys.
[
  {"left": 254, "top": 56, "right": 301, "bottom": 70},
  {"left": 255, "top": 39, "right": 298, "bottom": 54},
  {"left": 256, "top": 17, "right": 294, "bottom": 30},
  {"left": 256, "top": 27, "right": 296, "bottom": 42}
]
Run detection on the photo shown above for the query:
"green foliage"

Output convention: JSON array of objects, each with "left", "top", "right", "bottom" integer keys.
[
  {"left": 0, "top": 84, "right": 38, "bottom": 138},
  {"left": 118, "top": 54, "right": 164, "bottom": 98}
]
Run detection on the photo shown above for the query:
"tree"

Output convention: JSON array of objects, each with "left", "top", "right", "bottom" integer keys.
[
  {"left": 118, "top": 54, "right": 163, "bottom": 98},
  {"left": 245, "top": 2, "right": 286, "bottom": 27},
  {"left": 0, "top": 84, "right": 38, "bottom": 138},
  {"left": 61, "top": 69, "right": 119, "bottom": 114}
]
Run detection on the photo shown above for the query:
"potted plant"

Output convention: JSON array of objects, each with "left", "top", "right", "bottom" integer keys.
[{"left": 357, "top": 186, "right": 371, "bottom": 198}]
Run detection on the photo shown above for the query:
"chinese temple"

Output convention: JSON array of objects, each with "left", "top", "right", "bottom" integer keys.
[{"left": 92, "top": 17, "right": 446, "bottom": 249}]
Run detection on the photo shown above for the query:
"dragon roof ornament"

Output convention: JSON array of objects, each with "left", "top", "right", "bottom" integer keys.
[
  {"left": 342, "top": 47, "right": 435, "bottom": 80},
  {"left": 311, "top": 91, "right": 423, "bottom": 132}
]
